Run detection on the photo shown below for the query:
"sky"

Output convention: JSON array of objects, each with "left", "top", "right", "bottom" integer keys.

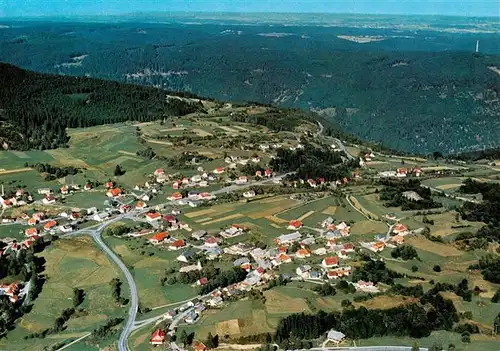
[{"left": 0, "top": 0, "right": 498, "bottom": 18}]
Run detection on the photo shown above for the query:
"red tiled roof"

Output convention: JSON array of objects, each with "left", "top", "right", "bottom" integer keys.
[
  {"left": 150, "top": 232, "right": 168, "bottom": 242},
  {"left": 324, "top": 256, "right": 338, "bottom": 266},
  {"left": 170, "top": 239, "right": 185, "bottom": 248}
]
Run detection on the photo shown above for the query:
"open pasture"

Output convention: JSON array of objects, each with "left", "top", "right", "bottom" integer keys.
[{"left": 0, "top": 237, "right": 125, "bottom": 351}]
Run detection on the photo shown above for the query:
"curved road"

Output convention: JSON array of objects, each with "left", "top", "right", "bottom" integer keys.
[{"left": 87, "top": 217, "right": 139, "bottom": 351}]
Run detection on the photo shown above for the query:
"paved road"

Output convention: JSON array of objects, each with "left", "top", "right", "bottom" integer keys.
[
  {"left": 317, "top": 122, "right": 355, "bottom": 160},
  {"left": 90, "top": 222, "right": 138, "bottom": 351}
]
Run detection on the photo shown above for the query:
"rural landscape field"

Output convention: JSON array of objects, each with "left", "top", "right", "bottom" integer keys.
[{"left": 0, "top": 4, "right": 500, "bottom": 351}]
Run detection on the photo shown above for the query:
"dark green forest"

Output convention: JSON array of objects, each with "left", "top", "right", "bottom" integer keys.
[
  {"left": 1, "top": 21, "right": 499, "bottom": 153},
  {"left": 0, "top": 63, "right": 204, "bottom": 150}
]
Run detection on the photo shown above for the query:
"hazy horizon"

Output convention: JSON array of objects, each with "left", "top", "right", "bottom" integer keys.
[{"left": 1, "top": 0, "right": 498, "bottom": 18}]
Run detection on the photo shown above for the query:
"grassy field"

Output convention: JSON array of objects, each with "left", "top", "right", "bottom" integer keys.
[
  {"left": 104, "top": 236, "right": 198, "bottom": 308},
  {"left": 0, "top": 237, "right": 126, "bottom": 351}
]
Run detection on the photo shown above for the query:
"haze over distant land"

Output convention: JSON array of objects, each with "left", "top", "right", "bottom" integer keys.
[{"left": 1, "top": 0, "right": 499, "bottom": 18}]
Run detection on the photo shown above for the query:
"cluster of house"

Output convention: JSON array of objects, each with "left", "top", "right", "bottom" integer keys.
[
  {"left": 362, "top": 222, "right": 411, "bottom": 252},
  {"left": 0, "top": 282, "right": 23, "bottom": 303},
  {"left": 167, "top": 191, "right": 215, "bottom": 207},
  {"left": 378, "top": 167, "right": 423, "bottom": 178},
  {"left": 0, "top": 188, "right": 32, "bottom": 209}
]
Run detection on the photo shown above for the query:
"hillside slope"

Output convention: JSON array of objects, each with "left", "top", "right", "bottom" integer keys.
[{"left": 0, "top": 63, "right": 205, "bottom": 150}]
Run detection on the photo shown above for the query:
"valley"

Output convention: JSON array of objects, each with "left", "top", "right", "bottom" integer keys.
[{"left": 0, "top": 72, "right": 499, "bottom": 350}]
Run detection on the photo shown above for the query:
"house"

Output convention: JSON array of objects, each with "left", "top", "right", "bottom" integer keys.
[
  {"left": 307, "top": 179, "right": 317, "bottom": 188},
  {"left": 84, "top": 183, "right": 93, "bottom": 191},
  {"left": 192, "top": 230, "right": 207, "bottom": 240},
  {"left": 169, "top": 239, "right": 186, "bottom": 251},
  {"left": 255, "top": 170, "right": 262, "bottom": 177},
  {"left": 233, "top": 257, "right": 250, "bottom": 267},
  {"left": 93, "top": 212, "right": 110, "bottom": 222},
  {"left": 414, "top": 167, "right": 423, "bottom": 177},
  {"left": 25, "top": 227, "right": 38, "bottom": 237},
  {"left": 60, "top": 186, "right": 69, "bottom": 195},
  {"left": 322, "top": 256, "right": 339, "bottom": 268},
  {"left": 150, "top": 329, "right": 166, "bottom": 345},
  {"left": 391, "top": 235, "right": 405, "bottom": 244},
  {"left": 42, "top": 195, "right": 56, "bottom": 205},
  {"left": 243, "top": 190, "right": 256, "bottom": 198},
  {"left": 251, "top": 156, "right": 261, "bottom": 163},
  {"left": 172, "top": 181, "right": 182, "bottom": 190},
  {"left": 313, "top": 247, "right": 327, "bottom": 256},
  {"left": 163, "top": 215, "right": 177, "bottom": 225},
  {"left": 193, "top": 342, "right": 208, "bottom": 351},
  {"left": 204, "top": 237, "right": 219, "bottom": 248},
  {"left": 393, "top": 223, "right": 409, "bottom": 235},
  {"left": 168, "top": 192, "right": 183, "bottom": 201},
  {"left": 191, "top": 175, "right": 202, "bottom": 183},
  {"left": 119, "top": 204, "right": 130, "bottom": 214},
  {"left": 355, "top": 280, "right": 379, "bottom": 293},
  {"left": 145, "top": 212, "right": 162, "bottom": 222},
  {"left": 188, "top": 200, "right": 200, "bottom": 208},
  {"left": 37, "top": 188, "right": 52, "bottom": 195},
  {"left": 154, "top": 169, "right": 165, "bottom": 177},
  {"left": 149, "top": 232, "right": 169, "bottom": 245},
  {"left": 197, "top": 277, "right": 209, "bottom": 286},
  {"left": 105, "top": 181, "right": 114, "bottom": 189},
  {"left": 106, "top": 188, "right": 122, "bottom": 198},
  {"left": 220, "top": 226, "right": 244, "bottom": 239},
  {"left": 341, "top": 243, "right": 355, "bottom": 253},
  {"left": 396, "top": 168, "right": 407, "bottom": 177},
  {"left": 136, "top": 201, "right": 147, "bottom": 210},
  {"left": 276, "top": 231, "right": 302, "bottom": 245},
  {"left": 327, "top": 330, "right": 346, "bottom": 345},
  {"left": 199, "top": 180, "right": 209, "bottom": 187},
  {"left": 179, "top": 260, "right": 202, "bottom": 272},
  {"left": 296, "top": 248, "right": 311, "bottom": 258},
  {"left": 185, "top": 311, "right": 199, "bottom": 324},
  {"left": 86, "top": 207, "right": 97, "bottom": 215},
  {"left": 58, "top": 225, "right": 73, "bottom": 233},
  {"left": 236, "top": 176, "right": 248, "bottom": 184},
  {"left": 44, "top": 220, "right": 57, "bottom": 231},
  {"left": 296, "top": 265, "right": 312, "bottom": 278},
  {"left": 287, "top": 220, "right": 303, "bottom": 230},
  {"left": 278, "top": 253, "right": 292, "bottom": 264},
  {"left": 188, "top": 191, "right": 200, "bottom": 200},
  {"left": 264, "top": 169, "right": 273, "bottom": 177},
  {"left": 27, "top": 217, "right": 38, "bottom": 226},
  {"left": 402, "top": 191, "right": 423, "bottom": 202},
  {"left": 199, "top": 192, "right": 214, "bottom": 201},
  {"left": 205, "top": 247, "right": 222, "bottom": 260},
  {"left": 370, "top": 242, "right": 386, "bottom": 252},
  {"left": 213, "top": 167, "right": 225, "bottom": 174},
  {"left": 15, "top": 189, "right": 25, "bottom": 197}
]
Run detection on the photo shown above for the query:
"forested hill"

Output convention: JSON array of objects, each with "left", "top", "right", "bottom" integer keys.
[{"left": 0, "top": 63, "right": 205, "bottom": 150}]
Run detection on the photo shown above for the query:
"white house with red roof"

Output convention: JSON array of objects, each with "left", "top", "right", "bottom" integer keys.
[
  {"left": 42, "top": 195, "right": 56, "bottom": 205},
  {"left": 105, "top": 181, "right": 114, "bottom": 189},
  {"left": 172, "top": 181, "right": 182, "bottom": 190},
  {"left": 150, "top": 329, "right": 166, "bottom": 345},
  {"left": 396, "top": 168, "right": 407, "bottom": 177},
  {"left": 236, "top": 176, "right": 248, "bottom": 184},
  {"left": 322, "top": 256, "right": 339, "bottom": 268},
  {"left": 84, "top": 183, "right": 93, "bottom": 191},
  {"left": 154, "top": 169, "right": 165, "bottom": 177},
  {"left": 413, "top": 167, "right": 423, "bottom": 177},
  {"left": 169, "top": 239, "right": 186, "bottom": 250},
  {"left": 264, "top": 169, "right": 273, "bottom": 177},
  {"left": 168, "top": 192, "right": 183, "bottom": 201},
  {"left": 287, "top": 220, "right": 303, "bottom": 230},
  {"left": 149, "top": 232, "right": 169, "bottom": 245},
  {"left": 145, "top": 212, "right": 162, "bottom": 222},
  {"left": 204, "top": 237, "right": 219, "bottom": 248},
  {"left": 213, "top": 167, "right": 225, "bottom": 174},
  {"left": 307, "top": 179, "right": 317, "bottom": 188},
  {"left": 393, "top": 223, "right": 409, "bottom": 236}
]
